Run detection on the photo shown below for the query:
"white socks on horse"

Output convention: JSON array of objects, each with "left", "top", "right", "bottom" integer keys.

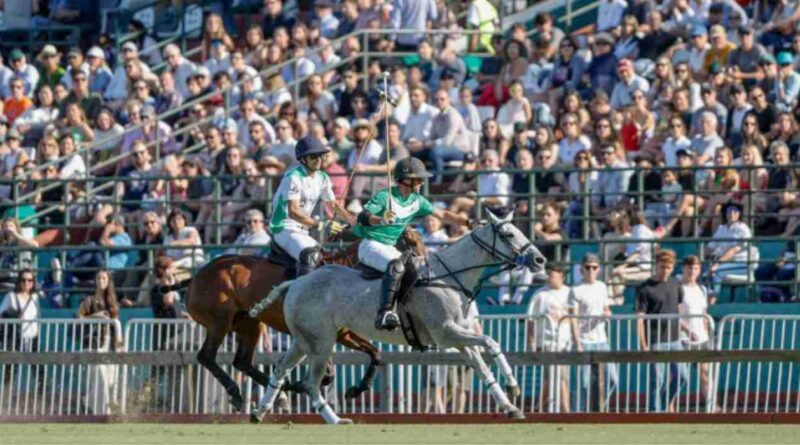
[
  {"left": 257, "top": 377, "right": 284, "bottom": 414},
  {"left": 487, "top": 338, "right": 520, "bottom": 390},
  {"left": 313, "top": 397, "right": 342, "bottom": 424},
  {"left": 486, "top": 378, "right": 514, "bottom": 411}
]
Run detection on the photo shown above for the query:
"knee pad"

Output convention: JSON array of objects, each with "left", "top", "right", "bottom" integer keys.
[
  {"left": 299, "top": 247, "right": 322, "bottom": 267},
  {"left": 386, "top": 258, "right": 406, "bottom": 277}
]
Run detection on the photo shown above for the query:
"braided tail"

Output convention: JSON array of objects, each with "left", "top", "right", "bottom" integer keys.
[{"left": 249, "top": 279, "right": 295, "bottom": 318}]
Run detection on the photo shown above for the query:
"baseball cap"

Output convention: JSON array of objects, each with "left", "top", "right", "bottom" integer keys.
[
  {"left": 121, "top": 41, "right": 138, "bottom": 52},
  {"left": 777, "top": 52, "right": 794, "bottom": 66},
  {"left": 760, "top": 53, "right": 777, "bottom": 65},
  {"left": 738, "top": 25, "right": 754, "bottom": 35},
  {"left": 709, "top": 24, "right": 725, "bottom": 38},
  {"left": 67, "top": 47, "right": 82, "bottom": 58},
  {"left": 582, "top": 253, "right": 601, "bottom": 266},
  {"left": 352, "top": 118, "right": 372, "bottom": 129},
  {"left": 9, "top": 49, "right": 25, "bottom": 61},
  {"left": 333, "top": 117, "right": 351, "bottom": 131},
  {"left": 708, "top": 63, "right": 723, "bottom": 75},
  {"left": 6, "top": 128, "right": 21, "bottom": 140},
  {"left": 192, "top": 66, "right": 211, "bottom": 78},
  {"left": 691, "top": 25, "right": 707, "bottom": 37},
  {"left": 87, "top": 46, "right": 105, "bottom": 59},
  {"left": 676, "top": 148, "right": 695, "bottom": 158},
  {"left": 594, "top": 33, "right": 614, "bottom": 46},
  {"left": 601, "top": 145, "right": 616, "bottom": 154}
]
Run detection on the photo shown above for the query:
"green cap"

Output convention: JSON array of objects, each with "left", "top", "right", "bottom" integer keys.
[
  {"left": 9, "top": 49, "right": 24, "bottom": 61},
  {"left": 777, "top": 52, "right": 794, "bottom": 66}
]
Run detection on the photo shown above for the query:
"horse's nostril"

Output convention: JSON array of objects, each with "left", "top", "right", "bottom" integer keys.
[{"left": 534, "top": 256, "right": 546, "bottom": 266}]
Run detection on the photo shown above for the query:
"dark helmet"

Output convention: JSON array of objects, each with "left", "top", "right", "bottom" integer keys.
[
  {"left": 394, "top": 157, "right": 432, "bottom": 182},
  {"left": 294, "top": 136, "right": 330, "bottom": 160}
]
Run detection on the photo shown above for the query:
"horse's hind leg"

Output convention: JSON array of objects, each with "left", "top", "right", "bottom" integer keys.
[
  {"left": 306, "top": 352, "right": 352, "bottom": 425},
  {"left": 232, "top": 316, "right": 270, "bottom": 387},
  {"left": 337, "top": 330, "right": 381, "bottom": 399},
  {"left": 198, "top": 323, "right": 244, "bottom": 412}
]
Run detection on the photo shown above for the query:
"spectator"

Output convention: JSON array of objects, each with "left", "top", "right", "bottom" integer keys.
[
  {"left": 0, "top": 269, "right": 40, "bottom": 352},
  {"left": 690, "top": 111, "right": 724, "bottom": 166},
  {"left": 4, "top": 77, "right": 33, "bottom": 126},
  {"left": 262, "top": 0, "right": 295, "bottom": 40},
  {"left": 677, "top": 255, "right": 717, "bottom": 410},
  {"left": 149, "top": 256, "right": 185, "bottom": 319},
  {"left": 704, "top": 25, "right": 737, "bottom": 74},
  {"left": 57, "top": 133, "right": 87, "bottom": 179},
  {"left": 526, "top": 262, "right": 571, "bottom": 413},
  {"left": 163, "top": 209, "right": 205, "bottom": 280},
  {"left": 413, "top": 89, "right": 469, "bottom": 183},
  {"left": 748, "top": 85, "right": 777, "bottom": 134},
  {"left": 662, "top": 116, "right": 692, "bottom": 167},
  {"left": 478, "top": 40, "right": 529, "bottom": 108},
  {"left": 558, "top": 112, "right": 593, "bottom": 165},
  {"left": 226, "top": 209, "right": 271, "bottom": 256},
  {"left": 568, "top": 252, "right": 617, "bottom": 412},
  {"left": 635, "top": 249, "right": 686, "bottom": 412},
  {"left": 162, "top": 44, "right": 196, "bottom": 101},
  {"left": 60, "top": 47, "right": 89, "bottom": 91},
  {"left": 736, "top": 112, "right": 768, "bottom": 158},
  {"left": 201, "top": 13, "right": 235, "bottom": 62},
  {"left": 456, "top": 86, "right": 481, "bottom": 134},
  {"left": 466, "top": 0, "right": 499, "bottom": 54},
  {"left": 479, "top": 118, "right": 510, "bottom": 161},
  {"left": 586, "top": 33, "right": 619, "bottom": 96},
  {"left": 706, "top": 202, "right": 757, "bottom": 296},
  {"left": 597, "top": 0, "right": 627, "bottom": 33},
  {"left": 85, "top": 46, "right": 113, "bottom": 96},
  {"left": 13, "top": 85, "right": 58, "bottom": 139},
  {"left": 609, "top": 208, "right": 656, "bottom": 305},
  {"left": 3, "top": 50, "right": 39, "bottom": 98},
  {"left": 773, "top": 52, "right": 800, "bottom": 112},
  {"left": 613, "top": 15, "right": 641, "bottom": 61},
  {"left": 727, "top": 26, "right": 767, "bottom": 85},
  {"left": 534, "top": 146, "right": 569, "bottom": 209},
  {"left": 59, "top": 69, "right": 104, "bottom": 125},
  {"left": 593, "top": 145, "right": 631, "bottom": 216},
  {"left": 104, "top": 42, "right": 153, "bottom": 105},
  {"left": 0, "top": 217, "right": 38, "bottom": 290},
  {"left": 314, "top": 1, "right": 340, "bottom": 39},
  {"left": 119, "top": 105, "right": 178, "bottom": 158},
  {"left": 0, "top": 130, "right": 29, "bottom": 177},
  {"left": 610, "top": 59, "right": 649, "bottom": 110},
  {"left": 565, "top": 149, "right": 598, "bottom": 237},
  {"left": 756, "top": 223, "right": 800, "bottom": 302},
  {"left": 497, "top": 80, "right": 532, "bottom": 140},
  {"left": 476, "top": 148, "right": 511, "bottom": 212},
  {"left": 97, "top": 213, "right": 133, "bottom": 285},
  {"left": 390, "top": 0, "right": 438, "bottom": 52}
]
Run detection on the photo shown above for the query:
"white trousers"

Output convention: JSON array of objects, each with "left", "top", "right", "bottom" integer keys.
[
  {"left": 274, "top": 230, "right": 319, "bottom": 260},
  {"left": 358, "top": 238, "right": 402, "bottom": 272}
]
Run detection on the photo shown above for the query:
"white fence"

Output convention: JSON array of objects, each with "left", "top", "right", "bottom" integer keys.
[{"left": 0, "top": 314, "right": 798, "bottom": 417}]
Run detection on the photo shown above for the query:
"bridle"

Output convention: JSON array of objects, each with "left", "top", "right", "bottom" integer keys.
[{"left": 419, "top": 220, "right": 542, "bottom": 301}]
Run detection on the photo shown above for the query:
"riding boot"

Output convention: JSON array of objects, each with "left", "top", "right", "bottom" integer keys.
[
  {"left": 296, "top": 247, "right": 322, "bottom": 277},
  {"left": 375, "top": 259, "right": 404, "bottom": 331}
]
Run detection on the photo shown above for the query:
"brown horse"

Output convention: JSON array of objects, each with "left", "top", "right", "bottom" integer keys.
[{"left": 164, "top": 230, "right": 425, "bottom": 412}]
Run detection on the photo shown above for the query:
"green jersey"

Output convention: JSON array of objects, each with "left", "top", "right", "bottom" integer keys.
[{"left": 353, "top": 186, "right": 435, "bottom": 245}]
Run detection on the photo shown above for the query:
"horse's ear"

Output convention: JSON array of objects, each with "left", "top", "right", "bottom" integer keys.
[
  {"left": 486, "top": 209, "right": 501, "bottom": 226},
  {"left": 502, "top": 211, "right": 514, "bottom": 224}
]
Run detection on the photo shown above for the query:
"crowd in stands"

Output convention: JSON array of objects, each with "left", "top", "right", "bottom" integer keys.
[{"left": 0, "top": 0, "right": 798, "bottom": 318}]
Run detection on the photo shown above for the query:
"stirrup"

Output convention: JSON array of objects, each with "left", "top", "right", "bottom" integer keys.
[{"left": 375, "top": 310, "right": 400, "bottom": 331}]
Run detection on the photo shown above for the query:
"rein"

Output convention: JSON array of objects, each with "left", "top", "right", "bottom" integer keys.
[{"left": 417, "top": 222, "right": 530, "bottom": 301}]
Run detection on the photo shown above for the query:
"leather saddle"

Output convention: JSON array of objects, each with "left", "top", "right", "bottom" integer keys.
[{"left": 266, "top": 242, "right": 299, "bottom": 280}]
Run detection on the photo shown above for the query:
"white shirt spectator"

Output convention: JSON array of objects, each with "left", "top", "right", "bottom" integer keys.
[
  {"left": 597, "top": 0, "right": 628, "bottom": 32},
  {"left": 60, "top": 153, "right": 87, "bottom": 179},
  {"left": 0, "top": 292, "right": 39, "bottom": 341},
  {"left": 610, "top": 74, "right": 650, "bottom": 109},
  {"left": 270, "top": 137, "right": 298, "bottom": 167},
  {"left": 558, "top": 135, "right": 593, "bottom": 165},
  {"left": 690, "top": 133, "right": 724, "bottom": 163},
  {"left": 625, "top": 223, "right": 655, "bottom": 268},
  {"left": 478, "top": 170, "right": 512, "bottom": 206},
  {"left": 204, "top": 55, "right": 231, "bottom": 76},
  {"left": 171, "top": 58, "right": 197, "bottom": 100},
  {"left": 164, "top": 226, "right": 206, "bottom": 267},
  {"left": 226, "top": 229, "right": 271, "bottom": 256},
  {"left": 230, "top": 65, "right": 264, "bottom": 92},
  {"left": 105, "top": 60, "right": 152, "bottom": 101},
  {"left": 402, "top": 102, "right": 439, "bottom": 142},
  {"left": 679, "top": 283, "right": 711, "bottom": 345},
  {"left": 422, "top": 229, "right": 449, "bottom": 253},
  {"left": 708, "top": 221, "right": 754, "bottom": 263},
  {"left": 568, "top": 281, "right": 610, "bottom": 344},
  {"left": 528, "top": 285, "right": 572, "bottom": 351},
  {"left": 347, "top": 140, "right": 383, "bottom": 169},
  {"left": 662, "top": 135, "right": 691, "bottom": 167}
]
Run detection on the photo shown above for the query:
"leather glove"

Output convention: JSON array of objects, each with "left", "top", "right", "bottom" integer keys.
[{"left": 326, "top": 220, "right": 346, "bottom": 235}]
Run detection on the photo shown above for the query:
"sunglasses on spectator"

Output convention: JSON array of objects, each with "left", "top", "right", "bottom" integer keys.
[
  {"left": 21, "top": 277, "right": 34, "bottom": 283},
  {"left": 583, "top": 265, "right": 599, "bottom": 270}
]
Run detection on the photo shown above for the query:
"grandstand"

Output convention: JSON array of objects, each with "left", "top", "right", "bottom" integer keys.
[{"left": 0, "top": 0, "right": 798, "bottom": 424}]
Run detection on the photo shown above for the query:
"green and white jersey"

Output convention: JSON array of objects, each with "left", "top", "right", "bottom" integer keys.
[
  {"left": 270, "top": 165, "right": 335, "bottom": 234},
  {"left": 353, "top": 186, "right": 435, "bottom": 245}
]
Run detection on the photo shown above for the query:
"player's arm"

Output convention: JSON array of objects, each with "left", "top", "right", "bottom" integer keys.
[
  {"left": 287, "top": 199, "right": 317, "bottom": 229},
  {"left": 328, "top": 200, "right": 356, "bottom": 226}
]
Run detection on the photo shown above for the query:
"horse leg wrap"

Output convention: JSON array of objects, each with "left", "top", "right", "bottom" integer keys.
[
  {"left": 486, "top": 379, "right": 513, "bottom": 411},
  {"left": 313, "top": 399, "right": 341, "bottom": 424},
  {"left": 248, "top": 300, "right": 267, "bottom": 318},
  {"left": 257, "top": 377, "right": 284, "bottom": 413},
  {"left": 487, "top": 339, "right": 518, "bottom": 389}
]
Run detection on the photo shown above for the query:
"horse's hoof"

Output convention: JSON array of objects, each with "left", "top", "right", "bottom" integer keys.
[
  {"left": 506, "top": 384, "right": 521, "bottom": 399},
  {"left": 230, "top": 393, "right": 245, "bottom": 412},
  {"left": 344, "top": 385, "right": 365, "bottom": 399},
  {"left": 249, "top": 412, "right": 262, "bottom": 424},
  {"left": 336, "top": 418, "right": 354, "bottom": 425},
  {"left": 275, "top": 392, "right": 289, "bottom": 411},
  {"left": 507, "top": 408, "right": 525, "bottom": 420}
]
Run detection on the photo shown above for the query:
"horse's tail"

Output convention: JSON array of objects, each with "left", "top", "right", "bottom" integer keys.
[
  {"left": 248, "top": 279, "right": 294, "bottom": 319},
  {"left": 157, "top": 278, "right": 192, "bottom": 294}
]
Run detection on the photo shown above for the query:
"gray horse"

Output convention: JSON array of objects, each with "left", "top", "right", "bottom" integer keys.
[{"left": 249, "top": 210, "right": 546, "bottom": 424}]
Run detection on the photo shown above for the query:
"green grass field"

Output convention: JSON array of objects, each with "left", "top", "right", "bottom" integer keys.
[{"left": 0, "top": 424, "right": 798, "bottom": 444}]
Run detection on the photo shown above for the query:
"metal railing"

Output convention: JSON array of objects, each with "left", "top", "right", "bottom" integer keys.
[{"left": 0, "top": 314, "right": 797, "bottom": 417}]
